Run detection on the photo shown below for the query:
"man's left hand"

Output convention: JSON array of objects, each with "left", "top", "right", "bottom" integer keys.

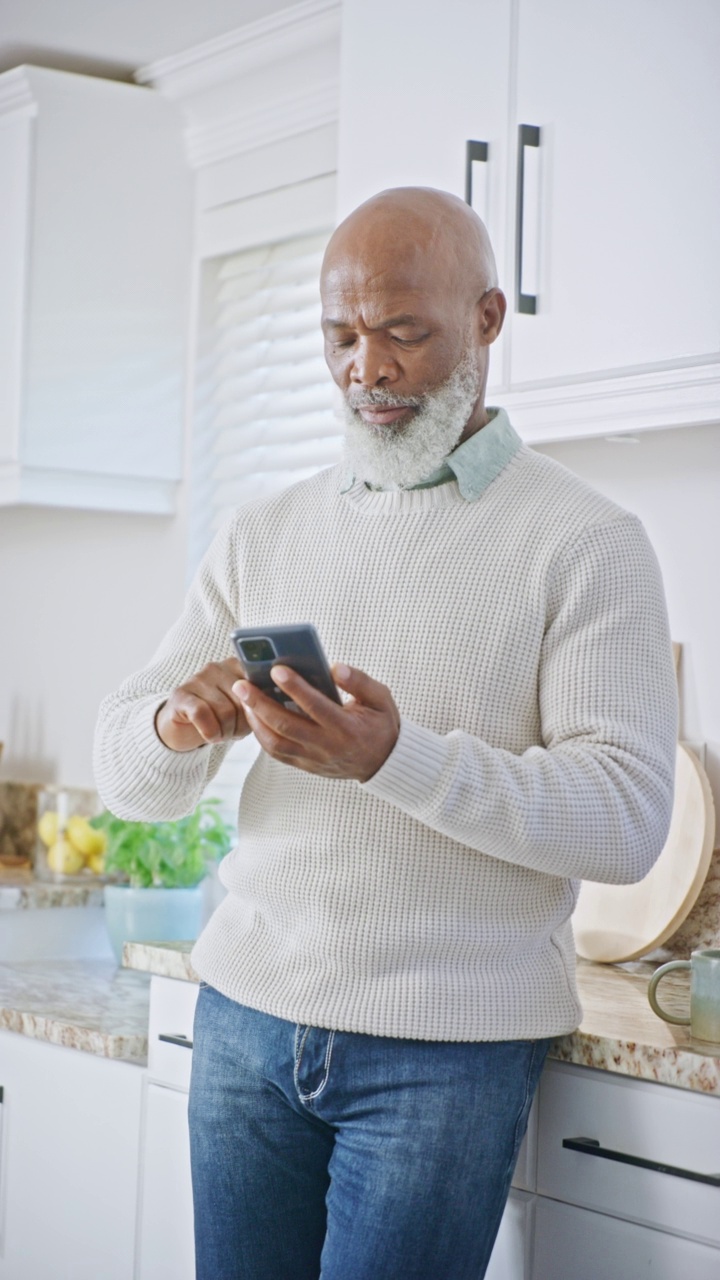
[{"left": 234, "top": 663, "right": 400, "bottom": 783}]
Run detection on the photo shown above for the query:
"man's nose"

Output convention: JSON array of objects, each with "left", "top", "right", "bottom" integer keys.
[{"left": 350, "top": 337, "right": 398, "bottom": 386}]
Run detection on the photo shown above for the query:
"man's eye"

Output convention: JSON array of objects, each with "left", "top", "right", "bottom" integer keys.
[
  {"left": 391, "top": 334, "right": 427, "bottom": 346},
  {"left": 331, "top": 338, "right": 355, "bottom": 350}
]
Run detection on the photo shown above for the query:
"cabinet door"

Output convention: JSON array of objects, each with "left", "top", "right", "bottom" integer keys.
[
  {"left": 0, "top": 1030, "right": 142, "bottom": 1280},
  {"left": 337, "top": 0, "right": 512, "bottom": 391},
  {"left": 511, "top": 0, "right": 720, "bottom": 386},
  {"left": 486, "top": 1189, "right": 534, "bottom": 1280},
  {"left": 532, "top": 1197, "right": 720, "bottom": 1280},
  {"left": 137, "top": 1083, "right": 195, "bottom": 1280}
]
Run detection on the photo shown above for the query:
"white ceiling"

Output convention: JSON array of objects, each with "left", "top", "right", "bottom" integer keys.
[{"left": 0, "top": 0, "right": 294, "bottom": 80}]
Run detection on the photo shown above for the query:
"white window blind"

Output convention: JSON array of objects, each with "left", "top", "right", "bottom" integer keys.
[
  {"left": 191, "top": 229, "right": 342, "bottom": 566},
  {"left": 191, "top": 227, "right": 343, "bottom": 818}
]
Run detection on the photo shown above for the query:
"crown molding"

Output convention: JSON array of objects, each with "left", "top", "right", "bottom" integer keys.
[
  {"left": 136, "top": 0, "right": 341, "bottom": 99},
  {"left": 135, "top": 0, "right": 341, "bottom": 172},
  {"left": 186, "top": 79, "right": 338, "bottom": 166}
]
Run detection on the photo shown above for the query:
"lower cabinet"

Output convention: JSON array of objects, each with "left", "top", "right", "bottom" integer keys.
[
  {"left": 486, "top": 1189, "right": 535, "bottom": 1280},
  {"left": 136, "top": 1083, "right": 195, "bottom": 1280},
  {"left": 530, "top": 1060, "right": 720, "bottom": 1280},
  {"left": 0, "top": 1029, "right": 143, "bottom": 1280},
  {"left": 532, "top": 1198, "right": 720, "bottom": 1280}
]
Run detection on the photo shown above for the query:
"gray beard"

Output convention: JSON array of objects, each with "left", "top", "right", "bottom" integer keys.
[{"left": 339, "top": 349, "right": 482, "bottom": 490}]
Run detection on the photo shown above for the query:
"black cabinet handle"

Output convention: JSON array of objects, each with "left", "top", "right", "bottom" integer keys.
[
  {"left": 562, "top": 1136, "right": 720, "bottom": 1188},
  {"left": 515, "top": 123, "right": 541, "bottom": 315},
  {"left": 158, "top": 1033, "right": 193, "bottom": 1050},
  {"left": 465, "top": 139, "right": 489, "bottom": 208}
]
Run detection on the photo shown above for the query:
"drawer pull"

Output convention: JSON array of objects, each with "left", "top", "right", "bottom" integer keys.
[
  {"left": 158, "top": 1033, "right": 193, "bottom": 1050},
  {"left": 562, "top": 1137, "right": 720, "bottom": 1187}
]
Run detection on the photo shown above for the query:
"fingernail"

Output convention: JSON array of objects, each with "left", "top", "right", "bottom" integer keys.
[
  {"left": 235, "top": 681, "right": 251, "bottom": 702},
  {"left": 271, "top": 665, "right": 290, "bottom": 684},
  {"left": 335, "top": 663, "right": 351, "bottom": 680}
]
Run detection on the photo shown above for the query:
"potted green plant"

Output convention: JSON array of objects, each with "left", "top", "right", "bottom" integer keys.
[{"left": 91, "top": 798, "right": 233, "bottom": 963}]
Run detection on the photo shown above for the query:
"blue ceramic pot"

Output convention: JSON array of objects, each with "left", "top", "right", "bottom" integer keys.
[{"left": 103, "top": 882, "right": 205, "bottom": 964}]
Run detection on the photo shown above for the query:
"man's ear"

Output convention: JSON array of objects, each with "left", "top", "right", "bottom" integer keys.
[{"left": 476, "top": 288, "right": 507, "bottom": 345}]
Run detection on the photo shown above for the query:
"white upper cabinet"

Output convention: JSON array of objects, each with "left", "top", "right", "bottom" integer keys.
[
  {"left": 337, "top": 0, "right": 720, "bottom": 441},
  {"left": 511, "top": 0, "right": 720, "bottom": 386},
  {"left": 0, "top": 67, "right": 193, "bottom": 513},
  {"left": 337, "top": 0, "right": 512, "bottom": 394}
]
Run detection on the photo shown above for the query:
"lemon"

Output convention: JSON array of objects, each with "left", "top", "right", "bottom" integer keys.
[
  {"left": 38, "top": 810, "right": 59, "bottom": 847},
  {"left": 46, "top": 839, "right": 85, "bottom": 876},
  {"left": 66, "top": 815, "right": 106, "bottom": 858},
  {"left": 86, "top": 851, "right": 106, "bottom": 876}
]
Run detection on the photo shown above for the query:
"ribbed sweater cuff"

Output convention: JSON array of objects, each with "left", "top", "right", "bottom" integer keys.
[
  {"left": 133, "top": 697, "right": 213, "bottom": 776},
  {"left": 363, "top": 717, "right": 449, "bottom": 813}
]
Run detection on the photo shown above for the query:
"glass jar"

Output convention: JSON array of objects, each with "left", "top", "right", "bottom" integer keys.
[{"left": 34, "top": 785, "right": 108, "bottom": 883}]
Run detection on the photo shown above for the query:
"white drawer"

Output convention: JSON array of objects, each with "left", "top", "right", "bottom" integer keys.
[
  {"left": 147, "top": 975, "right": 199, "bottom": 1092},
  {"left": 536, "top": 1061, "right": 720, "bottom": 1248},
  {"left": 532, "top": 1197, "right": 720, "bottom": 1280}
]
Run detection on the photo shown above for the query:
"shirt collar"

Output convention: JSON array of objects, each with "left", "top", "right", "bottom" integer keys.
[{"left": 340, "top": 406, "right": 522, "bottom": 501}]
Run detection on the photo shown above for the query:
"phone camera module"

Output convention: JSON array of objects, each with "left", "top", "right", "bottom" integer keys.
[{"left": 240, "top": 637, "right": 277, "bottom": 664}]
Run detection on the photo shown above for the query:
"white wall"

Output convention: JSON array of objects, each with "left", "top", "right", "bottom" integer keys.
[
  {"left": 535, "top": 423, "right": 720, "bottom": 815},
  {"left": 0, "top": 504, "right": 187, "bottom": 787}
]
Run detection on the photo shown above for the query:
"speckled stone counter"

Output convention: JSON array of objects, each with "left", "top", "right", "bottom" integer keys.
[
  {"left": 123, "top": 939, "right": 200, "bottom": 982},
  {"left": 124, "top": 943, "right": 720, "bottom": 1097},
  {"left": 0, "top": 960, "right": 150, "bottom": 1063},
  {"left": 4, "top": 944, "right": 719, "bottom": 1089},
  {"left": 552, "top": 958, "right": 720, "bottom": 1094},
  {"left": 0, "top": 874, "right": 104, "bottom": 910}
]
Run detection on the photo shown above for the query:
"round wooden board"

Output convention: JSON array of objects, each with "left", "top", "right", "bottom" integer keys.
[{"left": 572, "top": 743, "right": 716, "bottom": 963}]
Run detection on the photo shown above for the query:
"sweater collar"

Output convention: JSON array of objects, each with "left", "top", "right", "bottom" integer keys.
[{"left": 339, "top": 407, "right": 521, "bottom": 502}]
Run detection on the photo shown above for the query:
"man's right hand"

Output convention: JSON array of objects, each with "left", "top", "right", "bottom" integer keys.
[{"left": 155, "top": 659, "right": 252, "bottom": 753}]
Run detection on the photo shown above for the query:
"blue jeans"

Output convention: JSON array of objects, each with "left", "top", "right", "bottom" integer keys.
[{"left": 189, "top": 984, "right": 549, "bottom": 1280}]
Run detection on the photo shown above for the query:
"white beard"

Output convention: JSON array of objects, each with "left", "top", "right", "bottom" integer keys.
[{"left": 339, "top": 349, "right": 482, "bottom": 490}]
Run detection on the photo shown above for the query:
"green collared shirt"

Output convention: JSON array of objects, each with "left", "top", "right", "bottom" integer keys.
[{"left": 339, "top": 406, "right": 523, "bottom": 501}]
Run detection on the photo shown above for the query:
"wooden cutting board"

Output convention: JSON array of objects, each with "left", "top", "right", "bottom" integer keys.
[{"left": 572, "top": 742, "right": 716, "bottom": 963}]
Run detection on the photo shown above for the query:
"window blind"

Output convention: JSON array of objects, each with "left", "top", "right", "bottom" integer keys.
[{"left": 191, "top": 227, "right": 343, "bottom": 819}]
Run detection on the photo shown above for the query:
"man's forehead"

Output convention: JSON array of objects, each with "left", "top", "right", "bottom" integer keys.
[
  {"left": 320, "top": 280, "right": 439, "bottom": 329},
  {"left": 320, "top": 251, "right": 443, "bottom": 310}
]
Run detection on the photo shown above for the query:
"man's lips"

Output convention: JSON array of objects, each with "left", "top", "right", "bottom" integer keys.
[{"left": 354, "top": 404, "right": 416, "bottom": 426}]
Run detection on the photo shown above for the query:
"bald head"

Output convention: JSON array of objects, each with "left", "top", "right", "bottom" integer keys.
[
  {"left": 320, "top": 186, "right": 506, "bottom": 462},
  {"left": 321, "top": 187, "right": 498, "bottom": 304}
]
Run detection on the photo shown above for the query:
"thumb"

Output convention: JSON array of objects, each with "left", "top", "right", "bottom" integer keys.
[{"left": 332, "top": 662, "right": 394, "bottom": 711}]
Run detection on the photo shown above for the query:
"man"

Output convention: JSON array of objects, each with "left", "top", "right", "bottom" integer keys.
[{"left": 94, "top": 188, "right": 677, "bottom": 1279}]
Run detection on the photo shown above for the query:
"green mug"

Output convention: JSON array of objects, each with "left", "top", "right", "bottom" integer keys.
[{"left": 648, "top": 948, "right": 720, "bottom": 1045}]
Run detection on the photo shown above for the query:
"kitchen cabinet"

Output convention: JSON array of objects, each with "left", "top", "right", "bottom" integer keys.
[
  {"left": 136, "top": 975, "right": 198, "bottom": 1280},
  {"left": 531, "top": 1060, "right": 720, "bottom": 1277},
  {"left": 0, "top": 1028, "right": 143, "bottom": 1280},
  {"left": 137, "top": 1084, "right": 195, "bottom": 1280},
  {"left": 0, "top": 66, "right": 193, "bottom": 514},
  {"left": 337, "top": 0, "right": 720, "bottom": 440},
  {"left": 532, "top": 1197, "right": 720, "bottom": 1280}
]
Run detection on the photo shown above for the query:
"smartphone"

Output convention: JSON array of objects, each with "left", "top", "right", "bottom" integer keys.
[{"left": 230, "top": 624, "right": 341, "bottom": 708}]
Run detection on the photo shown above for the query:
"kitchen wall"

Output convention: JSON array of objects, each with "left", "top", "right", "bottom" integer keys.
[
  {"left": 0, "top": 503, "right": 187, "bottom": 787},
  {"left": 535, "top": 422, "right": 720, "bottom": 812}
]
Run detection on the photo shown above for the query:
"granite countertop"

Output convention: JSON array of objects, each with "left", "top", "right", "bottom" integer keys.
[
  {"left": 0, "top": 869, "right": 104, "bottom": 910},
  {"left": 3, "top": 944, "right": 720, "bottom": 1091},
  {"left": 123, "top": 942, "right": 720, "bottom": 1097},
  {"left": 0, "top": 960, "right": 150, "bottom": 1063}
]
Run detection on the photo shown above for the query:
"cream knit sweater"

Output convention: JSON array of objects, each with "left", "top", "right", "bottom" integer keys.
[{"left": 94, "top": 425, "right": 677, "bottom": 1041}]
